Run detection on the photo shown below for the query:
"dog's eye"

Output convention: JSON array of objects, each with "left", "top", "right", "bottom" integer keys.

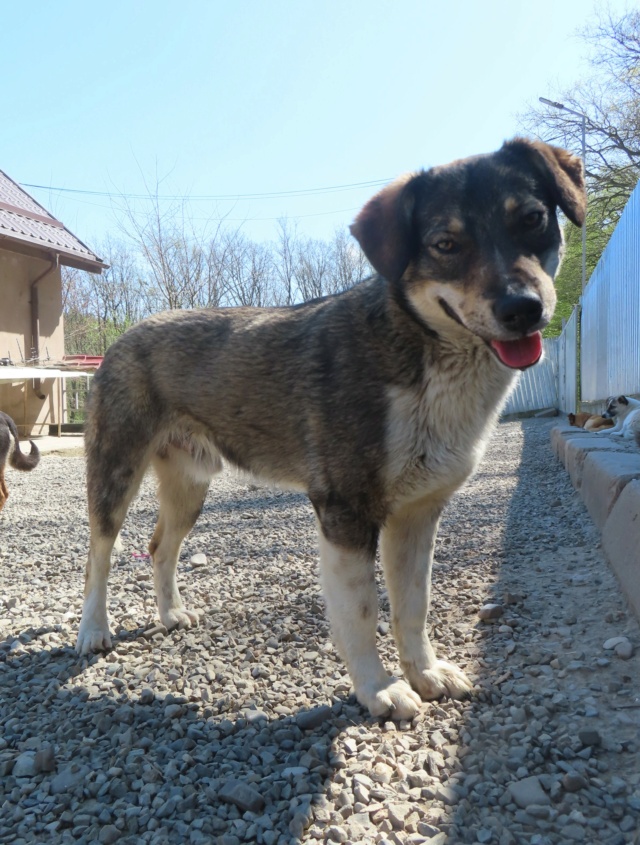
[
  {"left": 522, "top": 210, "right": 544, "bottom": 229},
  {"left": 432, "top": 239, "right": 459, "bottom": 254}
]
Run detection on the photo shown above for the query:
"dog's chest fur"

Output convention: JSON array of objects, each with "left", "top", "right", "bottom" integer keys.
[{"left": 385, "top": 343, "right": 514, "bottom": 508}]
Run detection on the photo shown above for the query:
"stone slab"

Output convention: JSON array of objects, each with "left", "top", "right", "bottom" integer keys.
[
  {"left": 602, "top": 480, "right": 640, "bottom": 622},
  {"left": 581, "top": 452, "right": 640, "bottom": 530},
  {"left": 560, "top": 434, "right": 629, "bottom": 489}
]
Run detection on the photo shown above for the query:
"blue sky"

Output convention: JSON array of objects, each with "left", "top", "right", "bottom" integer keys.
[{"left": 0, "top": 0, "right": 629, "bottom": 250}]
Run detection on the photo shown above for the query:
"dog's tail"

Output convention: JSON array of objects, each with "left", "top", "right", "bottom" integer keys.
[{"left": 5, "top": 416, "right": 40, "bottom": 472}]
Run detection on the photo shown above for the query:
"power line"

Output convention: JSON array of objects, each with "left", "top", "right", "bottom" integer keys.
[{"left": 20, "top": 177, "right": 390, "bottom": 202}]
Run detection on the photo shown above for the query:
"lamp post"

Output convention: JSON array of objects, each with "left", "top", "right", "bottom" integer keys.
[{"left": 539, "top": 97, "right": 587, "bottom": 291}]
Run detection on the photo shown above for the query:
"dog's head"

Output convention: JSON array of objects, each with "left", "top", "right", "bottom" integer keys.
[
  {"left": 603, "top": 395, "right": 630, "bottom": 419},
  {"left": 350, "top": 138, "right": 586, "bottom": 370}
]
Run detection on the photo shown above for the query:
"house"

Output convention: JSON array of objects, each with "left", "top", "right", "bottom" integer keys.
[{"left": 0, "top": 170, "right": 107, "bottom": 435}]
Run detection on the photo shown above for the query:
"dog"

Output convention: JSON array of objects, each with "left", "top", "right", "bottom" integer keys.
[
  {"left": 568, "top": 412, "right": 613, "bottom": 432},
  {"left": 76, "top": 138, "right": 585, "bottom": 720},
  {"left": 0, "top": 411, "right": 40, "bottom": 512},
  {"left": 597, "top": 395, "right": 640, "bottom": 446}
]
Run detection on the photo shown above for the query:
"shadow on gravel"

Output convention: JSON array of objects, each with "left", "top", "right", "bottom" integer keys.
[
  {"left": 436, "top": 419, "right": 639, "bottom": 845},
  {"left": 0, "top": 637, "right": 353, "bottom": 844}
]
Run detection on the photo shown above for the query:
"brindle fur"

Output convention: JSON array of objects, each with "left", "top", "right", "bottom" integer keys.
[
  {"left": 0, "top": 411, "right": 40, "bottom": 512},
  {"left": 77, "top": 138, "right": 586, "bottom": 720}
]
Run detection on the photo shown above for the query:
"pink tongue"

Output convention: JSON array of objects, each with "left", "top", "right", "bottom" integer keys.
[{"left": 490, "top": 332, "right": 543, "bottom": 370}]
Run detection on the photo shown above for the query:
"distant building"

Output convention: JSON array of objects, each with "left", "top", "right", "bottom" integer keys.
[{"left": 0, "top": 170, "right": 106, "bottom": 435}]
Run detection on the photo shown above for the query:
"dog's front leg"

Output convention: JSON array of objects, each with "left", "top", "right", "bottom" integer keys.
[
  {"left": 380, "top": 502, "right": 473, "bottom": 701},
  {"left": 76, "top": 534, "right": 115, "bottom": 654},
  {"left": 318, "top": 531, "right": 422, "bottom": 720}
]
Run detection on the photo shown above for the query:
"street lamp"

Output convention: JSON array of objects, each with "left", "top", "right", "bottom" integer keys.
[{"left": 539, "top": 97, "right": 587, "bottom": 291}]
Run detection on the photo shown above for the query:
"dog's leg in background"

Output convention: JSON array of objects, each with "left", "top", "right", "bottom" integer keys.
[
  {"left": 381, "top": 502, "right": 473, "bottom": 701},
  {"left": 0, "top": 426, "right": 10, "bottom": 511},
  {"left": 148, "top": 452, "right": 214, "bottom": 630},
  {"left": 318, "top": 530, "right": 423, "bottom": 720}
]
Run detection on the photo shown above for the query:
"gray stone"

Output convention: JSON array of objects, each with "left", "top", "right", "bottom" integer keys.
[
  {"left": 508, "top": 776, "right": 550, "bottom": 809},
  {"left": 218, "top": 779, "right": 265, "bottom": 813},
  {"left": 562, "top": 773, "right": 588, "bottom": 792},
  {"left": 295, "top": 704, "right": 333, "bottom": 731},
  {"left": 12, "top": 752, "right": 37, "bottom": 778},
  {"left": 479, "top": 604, "right": 504, "bottom": 621},
  {"left": 50, "top": 764, "right": 89, "bottom": 794}
]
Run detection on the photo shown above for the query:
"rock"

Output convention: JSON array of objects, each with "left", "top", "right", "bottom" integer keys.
[
  {"left": 12, "top": 752, "right": 37, "bottom": 778},
  {"left": 562, "top": 773, "right": 588, "bottom": 792},
  {"left": 99, "top": 825, "right": 120, "bottom": 844},
  {"left": 218, "top": 779, "right": 265, "bottom": 813},
  {"left": 615, "top": 640, "right": 634, "bottom": 659},
  {"left": 388, "top": 803, "right": 412, "bottom": 829},
  {"left": 508, "top": 776, "right": 550, "bottom": 809},
  {"left": 479, "top": 604, "right": 504, "bottom": 621},
  {"left": 190, "top": 553, "right": 207, "bottom": 567},
  {"left": 296, "top": 704, "right": 333, "bottom": 730},
  {"left": 578, "top": 729, "right": 601, "bottom": 747},
  {"left": 50, "top": 764, "right": 89, "bottom": 794},
  {"left": 139, "top": 688, "right": 155, "bottom": 705},
  {"left": 164, "top": 703, "right": 185, "bottom": 719},
  {"left": 603, "top": 636, "right": 630, "bottom": 650}
]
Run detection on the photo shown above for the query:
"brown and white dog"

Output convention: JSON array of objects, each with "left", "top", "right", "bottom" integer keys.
[
  {"left": 0, "top": 411, "right": 40, "bottom": 512},
  {"left": 76, "top": 139, "right": 585, "bottom": 720},
  {"left": 568, "top": 412, "right": 613, "bottom": 432}
]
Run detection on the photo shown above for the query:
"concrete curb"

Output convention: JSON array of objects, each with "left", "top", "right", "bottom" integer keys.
[{"left": 551, "top": 422, "right": 640, "bottom": 621}]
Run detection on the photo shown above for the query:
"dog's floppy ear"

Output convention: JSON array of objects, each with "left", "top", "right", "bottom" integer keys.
[
  {"left": 503, "top": 138, "right": 587, "bottom": 227},
  {"left": 350, "top": 173, "right": 419, "bottom": 282},
  {"left": 619, "top": 395, "right": 629, "bottom": 405}
]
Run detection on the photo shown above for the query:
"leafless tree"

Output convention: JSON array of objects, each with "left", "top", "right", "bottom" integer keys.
[{"left": 520, "top": 7, "right": 640, "bottom": 220}]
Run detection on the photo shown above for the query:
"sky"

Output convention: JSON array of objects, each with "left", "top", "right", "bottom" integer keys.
[{"left": 0, "top": 0, "right": 630, "bottom": 254}]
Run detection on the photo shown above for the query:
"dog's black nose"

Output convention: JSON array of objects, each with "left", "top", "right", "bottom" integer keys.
[{"left": 493, "top": 293, "right": 543, "bottom": 333}]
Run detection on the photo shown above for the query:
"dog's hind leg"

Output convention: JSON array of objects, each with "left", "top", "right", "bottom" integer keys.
[
  {"left": 318, "top": 529, "right": 423, "bottom": 720},
  {"left": 380, "top": 501, "right": 473, "bottom": 702},
  {"left": 77, "top": 444, "right": 150, "bottom": 655},
  {"left": 148, "top": 448, "right": 217, "bottom": 631}
]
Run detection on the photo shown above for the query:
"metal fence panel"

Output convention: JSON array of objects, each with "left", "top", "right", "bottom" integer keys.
[
  {"left": 581, "top": 180, "right": 640, "bottom": 402},
  {"left": 557, "top": 307, "right": 578, "bottom": 413},
  {"left": 502, "top": 338, "right": 559, "bottom": 415}
]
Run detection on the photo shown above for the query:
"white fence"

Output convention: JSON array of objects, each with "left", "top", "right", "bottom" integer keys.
[
  {"left": 557, "top": 307, "right": 578, "bottom": 413},
  {"left": 502, "top": 338, "right": 558, "bottom": 415},
  {"left": 581, "top": 179, "right": 640, "bottom": 402}
]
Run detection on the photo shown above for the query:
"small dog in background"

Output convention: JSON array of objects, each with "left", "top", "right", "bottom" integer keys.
[
  {"left": 567, "top": 412, "right": 614, "bottom": 432},
  {"left": 0, "top": 411, "right": 40, "bottom": 512},
  {"left": 597, "top": 396, "right": 640, "bottom": 446}
]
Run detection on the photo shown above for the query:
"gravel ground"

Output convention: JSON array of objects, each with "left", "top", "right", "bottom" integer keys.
[{"left": 0, "top": 418, "right": 639, "bottom": 845}]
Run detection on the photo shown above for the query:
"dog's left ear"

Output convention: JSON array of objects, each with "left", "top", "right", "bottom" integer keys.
[
  {"left": 619, "top": 395, "right": 629, "bottom": 404},
  {"left": 350, "top": 173, "right": 420, "bottom": 282},
  {"left": 503, "top": 138, "right": 587, "bottom": 227}
]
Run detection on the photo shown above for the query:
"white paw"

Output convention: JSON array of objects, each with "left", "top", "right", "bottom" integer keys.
[
  {"left": 160, "top": 607, "right": 200, "bottom": 631},
  {"left": 76, "top": 625, "right": 112, "bottom": 655},
  {"left": 356, "top": 677, "right": 423, "bottom": 720},
  {"left": 407, "top": 659, "right": 473, "bottom": 700}
]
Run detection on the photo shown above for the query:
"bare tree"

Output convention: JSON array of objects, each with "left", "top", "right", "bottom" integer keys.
[{"left": 520, "top": 7, "right": 640, "bottom": 219}]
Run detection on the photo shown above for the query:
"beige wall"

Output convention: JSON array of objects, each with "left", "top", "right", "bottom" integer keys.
[{"left": 0, "top": 250, "right": 65, "bottom": 435}]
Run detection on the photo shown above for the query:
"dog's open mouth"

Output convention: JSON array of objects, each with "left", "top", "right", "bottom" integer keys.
[{"left": 489, "top": 333, "right": 542, "bottom": 370}]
